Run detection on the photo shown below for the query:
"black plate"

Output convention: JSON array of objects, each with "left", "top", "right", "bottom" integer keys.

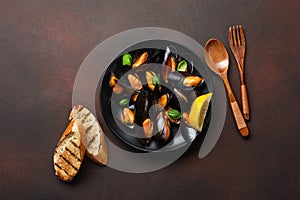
[{"left": 99, "top": 46, "right": 211, "bottom": 152}]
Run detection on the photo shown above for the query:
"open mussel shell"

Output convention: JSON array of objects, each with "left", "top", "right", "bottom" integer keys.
[
  {"left": 132, "top": 51, "right": 148, "bottom": 69},
  {"left": 109, "top": 73, "right": 124, "bottom": 94},
  {"left": 142, "top": 118, "right": 154, "bottom": 143},
  {"left": 166, "top": 55, "right": 176, "bottom": 72},
  {"left": 162, "top": 47, "right": 177, "bottom": 82},
  {"left": 145, "top": 71, "right": 157, "bottom": 91},
  {"left": 156, "top": 112, "right": 171, "bottom": 142},
  {"left": 155, "top": 85, "right": 177, "bottom": 111},
  {"left": 130, "top": 92, "right": 139, "bottom": 104},
  {"left": 128, "top": 73, "right": 143, "bottom": 91},
  {"left": 157, "top": 93, "right": 169, "bottom": 110},
  {"left": 182, "top": 76, "right": 204, "bottom": 87},
  {"left": 120, "top": 108, "right": 135, "bottom": 128},
  {"left": 109, "top": 73, "right": 143, "bottom": 95},
  {"left": 168, "top": 72, "right": 204, "bottom": 89},
  {"left": 134, "top": 90, "right": 153, "bottom": 125}
]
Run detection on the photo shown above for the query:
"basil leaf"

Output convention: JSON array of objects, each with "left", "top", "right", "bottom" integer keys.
[
  {"left": 177, "top": 60, "right": 188, "bottom": 72},
  {"left": 119, "top": 98, "right": 129, "bottom": 106},
  {"left": 152, "top": 75, "right": 160, "bottom": 87},
  {"left": 167, "top": 109, "right": 182, "bottom": 120},
  {"left": 122, "top": 53, "right": 132, "bottom": 66}
]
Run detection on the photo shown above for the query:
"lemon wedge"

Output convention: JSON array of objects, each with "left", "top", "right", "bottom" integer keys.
[{"left": 189, "top": 93, "right": 212, "bottom": 132}]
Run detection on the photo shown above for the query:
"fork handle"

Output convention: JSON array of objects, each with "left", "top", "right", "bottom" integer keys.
[{"left": 241, "top": 84, "right": 250, "bottom": 120}]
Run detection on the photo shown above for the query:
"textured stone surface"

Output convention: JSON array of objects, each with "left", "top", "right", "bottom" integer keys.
[{"left": 0, "top": 0, "right": 299, "bottom": 199}]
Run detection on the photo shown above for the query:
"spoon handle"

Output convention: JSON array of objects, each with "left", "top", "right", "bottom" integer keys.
[{"left": 221, "top": 74, "right": 249, "bottom": 137}]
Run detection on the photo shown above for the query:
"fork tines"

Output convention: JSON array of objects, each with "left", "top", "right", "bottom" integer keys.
[{"left": 228, "top": 25, "right": 245, "bottom": 47}]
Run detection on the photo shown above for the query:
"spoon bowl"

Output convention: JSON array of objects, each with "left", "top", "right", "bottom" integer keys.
[{"left": 204, "top": 38, "right": 229, "bottom": 75}]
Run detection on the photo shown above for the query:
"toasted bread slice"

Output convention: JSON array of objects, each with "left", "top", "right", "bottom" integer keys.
[
  {"left": 69, "top": 105, "right": 108, "bottom": 166},
  {"left": 53, "top": 119, "right": 86, "bottom": 181}
]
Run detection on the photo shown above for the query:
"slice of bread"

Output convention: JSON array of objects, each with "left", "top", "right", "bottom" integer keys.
[
  {"left": 69, "top": 105, "right": 108, "bottom": 166},
  {"left": 53, "top": 119, "right": 86, "bottom": 181}
]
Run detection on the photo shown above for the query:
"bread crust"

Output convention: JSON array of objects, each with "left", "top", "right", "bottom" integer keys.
[{"left": 69, "top": 105, "right": 108, "bottom": 166}]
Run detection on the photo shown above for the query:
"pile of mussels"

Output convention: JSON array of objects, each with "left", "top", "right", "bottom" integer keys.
[{"left": 108, "top": 48, "right": 209, "bottom": 146}]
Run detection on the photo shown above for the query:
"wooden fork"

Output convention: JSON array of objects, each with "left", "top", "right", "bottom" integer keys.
[{"left": 228, "top": 25, "right": 250, "bottom": 120}]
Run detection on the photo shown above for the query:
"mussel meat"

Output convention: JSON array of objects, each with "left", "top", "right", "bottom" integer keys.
[
  {"left": 128, "top": 73, "right": 142, "bottom": 91},
  {"left": 142, "top": 118, "right": 153, "bottom": 143},
  {"left": 120, "top": 108, "right": 135, "bottom": 126},
  {"left": 130, "top": 93, "right": 139, "bottom": 103},
  {"left": 109, "top": 73, "right": 118, "bottom": 87},
  {"left": 132, "top": 52, "right": 148, "bottom": 69},
  {"left": 145, "top": 71, "right": 157, "bottom": 91},
  {"left": 109, "top": 73, "right": 123, "bottom": 94},
  {"left": 166, "top": 55, "right": 176, "bottom": 72},
  {"left": 182, "top": 76, "right": 203, "bottom": 87},
  {"left": 157, "top": 94, "right": 169, "bottom": 110}
]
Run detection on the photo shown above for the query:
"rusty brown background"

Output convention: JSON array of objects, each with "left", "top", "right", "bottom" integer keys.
[{"left": 1, "top": 0, "right": 299, "bottom": 199}]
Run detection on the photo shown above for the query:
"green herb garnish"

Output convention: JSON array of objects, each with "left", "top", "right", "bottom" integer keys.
[
  {"left": 152, "top": 75, "right": 160, "bottom": 87},
  {"left": 119, "top": 98, "right": 130, "bottom": 106},
  {"left": 177, "top": 60, "right": 188, "bottom": 72},
  {"left": 122, "top": 53, "right": 132, "bottom": 66},
  {"left": 167, "top": 109, "right": 182, "bottom": 120}
]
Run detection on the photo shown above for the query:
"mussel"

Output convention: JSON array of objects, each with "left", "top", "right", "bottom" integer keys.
[
  {"left": 162, "top": 55, "right": 176, "bottom": 83},
  {"left": 156, "top": 112, "right": 171, "bottom": 142},
  {"left": 183, "top": 76, "right": 204, "bottom": 87},
  {"left": 132, "top": 52, "right": 148, "bottom": 69},
  {"left": 128, "top": 73, "right": 142, "bottom": 91},
  {"left": 145, "top": 71, "right": 157, "bottom": 91},
  {"left": 109, "top": 73, "right": 118, "bottom": 87},
  {"left": 142, "top": 118, "right": 154, "bottom": 143},
  {"left": 130, "top": 93, "right": 139, "bottom": 103},
  {"left": 168, "top": 72, "right": 204, "bottom": 88},
  {"left": 134, "top": 90, "right": 152, "bottom": 125},
  {"left": 120, "top": 108, "right": 135, "bottom": 127},
  {"left": 167, "top": 55, "right": 176, "bottom": 72},
  {"left": 109, "top": 73, "right": 123, "bottom": 94},
  {"left": 157, "top": 93, "right": 169, "bottom": 110}
]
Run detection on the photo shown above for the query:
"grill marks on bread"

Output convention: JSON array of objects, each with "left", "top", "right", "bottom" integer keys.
[
  {"left": 69, "top": 105, "right": 108, "bottom": 166},
  {"left": 53, "top": 120, "right": 86, "bottom": 181}
]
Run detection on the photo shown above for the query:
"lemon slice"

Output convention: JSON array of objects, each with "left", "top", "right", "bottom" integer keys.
[{"left": 189, "top": 93, "right": 212, "bottom": 132}]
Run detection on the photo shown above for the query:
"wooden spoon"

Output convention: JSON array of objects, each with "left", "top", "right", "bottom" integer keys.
[{"left": 204, "top": 38, "right": 249, "bottom": 137}]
